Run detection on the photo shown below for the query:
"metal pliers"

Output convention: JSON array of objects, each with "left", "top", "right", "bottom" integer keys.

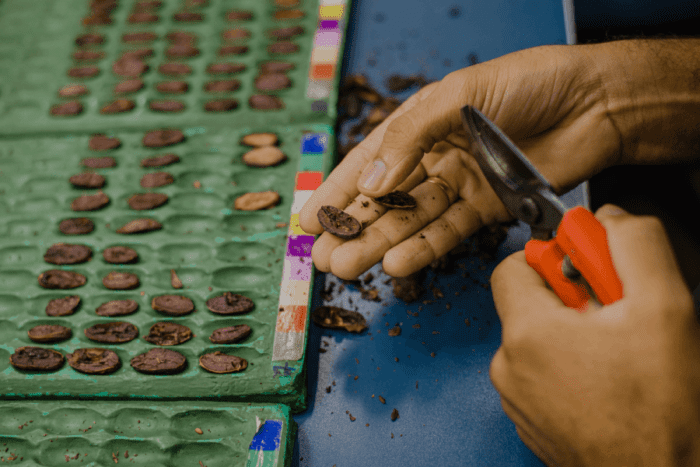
[{"left": 460, "top": 105, "right": 623, "bottom": 310}]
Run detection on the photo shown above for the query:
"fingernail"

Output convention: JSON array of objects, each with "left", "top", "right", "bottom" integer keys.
[{"left": 359, "top": 160, "right": 386, "bottom": 191}]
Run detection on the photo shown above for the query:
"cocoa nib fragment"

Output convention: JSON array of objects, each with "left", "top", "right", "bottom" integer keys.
[
  {"left": 67, "top": 348, "right": 121, "bottom": 375},
  {"left": 311, "top": 306, "right": 367, "bottom": 333},
  {"left": 38, "top": 270, "right": 86, "bottom": 289},
  {"left": 206, "top": 292, "right": 254, "bottom": 315},
  {"left": 143, "top": 321, "right": 192, "bottom": 345},
  {"left": 209, "top": 324, "right": 251, "bottom": 344},
  {"left": 373, "top": 191, "right": 417, "bottom": 209},
  {"left": 317, "top": 205, "right": 362, "bottom": 240},
  {"left": 199, "top": 352, "right": 247, "bottom": 374},
  {"left": 116, "top": 218, "right": 162, "bottom": 234},
  {"left": 44, "top": 243, "right": 93, "bottom": 265},
  {"left": 142, "top": 129, "right": 185, "bottom": 148},
  {"left": 10, "top": 347, "right": 64, "bottom": 372}
]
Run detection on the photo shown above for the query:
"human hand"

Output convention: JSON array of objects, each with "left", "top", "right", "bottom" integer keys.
[
  {"left": 300, "top": 43, "right": 623, "bottom": 280},
  {"left": 489, "top": 204, "right": 700, "bottom": 466}
]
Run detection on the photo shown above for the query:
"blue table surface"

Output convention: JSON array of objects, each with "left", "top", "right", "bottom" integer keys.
[{"left": 293, "top": 1, "right": 575, "bottom": 466}]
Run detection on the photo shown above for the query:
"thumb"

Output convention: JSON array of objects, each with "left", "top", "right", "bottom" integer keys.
[
  {"left": 356, "top": 73, "right": 469, "bottom": 197},
  {"left": 594, "top": 204, "right": 690, "bottom": 308}
]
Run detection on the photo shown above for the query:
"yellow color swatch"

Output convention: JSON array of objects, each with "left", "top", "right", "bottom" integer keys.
[{"left": 319, "top": 5, "right": 344, "bottom": 19}]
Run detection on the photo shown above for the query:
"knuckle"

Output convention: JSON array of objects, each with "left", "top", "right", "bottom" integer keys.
[
  {"left": 488, "top": 349, "right": 507, "bottom": 389},
  {"left": 637, "top": 214, "right": 667, "bottom": 236},
  {"left": 384, "top": 113, "right": 420, "bottom": 144},
  {"left": 501, "top": 324, "right": 531, "bottom": 354}
]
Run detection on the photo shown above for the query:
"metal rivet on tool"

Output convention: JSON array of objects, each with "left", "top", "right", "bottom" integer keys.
[
  {"left": 561, "top": 255, "right": 581, "bottom": 280},
  {"left": 518, "top": 197, "right": 540, "bottom": 223}
]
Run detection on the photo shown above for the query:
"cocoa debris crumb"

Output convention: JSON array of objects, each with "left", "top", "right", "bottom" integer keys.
[
  {"left": 388, "top": 325, "right": 401, "bottom": 337},
  {"left": 391, "top": 408, "right": 399, "bottom": 421},
  {"left": 379, "top": 396, "right": 386, "bottom": 404},
  {"left": 170, "top": 269, "right": 183, "bottom": 289},
  {"left": 311, "top": 306, "right": 367, "bottom": 333}
]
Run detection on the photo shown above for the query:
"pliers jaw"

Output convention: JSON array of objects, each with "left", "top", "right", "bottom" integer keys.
[
  {"left": 461, "top": 105, "right": 623, "bottom": 309},
  {"left": 460, "top": 105, "right": 568, "bottom": 240}
]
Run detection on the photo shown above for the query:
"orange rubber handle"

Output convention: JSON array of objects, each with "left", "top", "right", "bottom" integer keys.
[
  {"left": 525, "top": 206, "right": 623, "bottom": 310},
  {"left": 525, "top": 238, "right": 590, "bottom": 309}
]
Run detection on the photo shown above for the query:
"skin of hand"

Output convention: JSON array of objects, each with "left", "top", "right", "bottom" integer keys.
[
  {"left": 490, "top": 204, "right": 700, "bottom": 467},
  {"left": 299, "top": 39, "right": 700, "bottom": 280}
]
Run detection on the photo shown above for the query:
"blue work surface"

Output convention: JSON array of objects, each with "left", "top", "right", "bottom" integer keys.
[{"left": 293, "top": 1, "right": 574, "bottom": 466}]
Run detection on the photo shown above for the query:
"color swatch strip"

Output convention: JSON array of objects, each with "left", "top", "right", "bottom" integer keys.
[
  {"left": 272, "top": 132, "right": 329, "bottom": 362},
  {"left": 306, "top": 0, "right": 349, "bottom": 102},
  {"left": 245, "top": 419, "right": 284, "bottom": 467}
]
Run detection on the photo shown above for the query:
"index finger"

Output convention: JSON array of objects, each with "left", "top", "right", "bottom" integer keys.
[
  {"left": 490, "top": 251, "right": 569, "bottom": 325},
  {"left": 299, "top": 82, "right": 439, "bottom": 234}
]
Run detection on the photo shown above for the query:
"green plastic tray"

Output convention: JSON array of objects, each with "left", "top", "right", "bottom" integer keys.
[
  {"left": 0, "top": 123, "right": 334, "bottom": 411},
  {"left": 0, "top": 400, "right": 296, "bottom": 466},
  {"left": 0, "top": 0, "right": 335, "bottom": 136}
]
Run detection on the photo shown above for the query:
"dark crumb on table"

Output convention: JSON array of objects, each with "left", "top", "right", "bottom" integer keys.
[
  {"left": 385, "top": 74, "right": 429, "bottom": 93},
  {"left": 391, "top": 269, "right": 426, "bottom": 302},
  {"left": 391, "top": 408, "right": 399, "bottom": 421}
]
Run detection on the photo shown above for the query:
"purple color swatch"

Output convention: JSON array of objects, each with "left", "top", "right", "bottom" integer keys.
[
  {"left": 287, "top": 235, "right": 314, "bottom": 257},
  {"left": 319, "top": 19, "right": 339, "bottom": 30}
]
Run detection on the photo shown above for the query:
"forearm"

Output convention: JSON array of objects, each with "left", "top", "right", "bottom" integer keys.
[{"left": 589, "top": 38, "right": 700, "bottom": 165}]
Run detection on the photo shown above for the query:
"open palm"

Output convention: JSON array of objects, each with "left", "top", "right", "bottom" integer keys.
[{"left": 300, "top": 44, "right": 622, "bottom": 279}]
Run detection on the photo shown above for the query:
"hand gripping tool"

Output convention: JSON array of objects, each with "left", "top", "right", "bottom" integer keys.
[{"left": 461, "top": 105, "right": 623, "bottom": 310}]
